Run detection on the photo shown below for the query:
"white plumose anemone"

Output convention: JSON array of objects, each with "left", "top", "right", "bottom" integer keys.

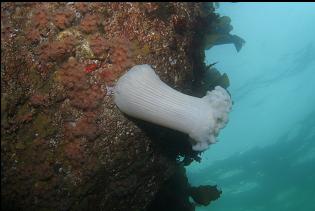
[{"left": 114, "top": 64, "right": 232, "bottom": 151}]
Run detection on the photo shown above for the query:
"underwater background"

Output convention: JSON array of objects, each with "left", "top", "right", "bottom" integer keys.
[{"left": 187, "top": 2, "right": 315, "bottom": 211}]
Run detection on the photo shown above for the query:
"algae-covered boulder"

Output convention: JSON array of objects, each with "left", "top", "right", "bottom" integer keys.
[{"left": 1, "top": 2, "right": 234, "bottom": 210}]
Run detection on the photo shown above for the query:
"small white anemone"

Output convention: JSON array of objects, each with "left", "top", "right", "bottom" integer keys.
[{"left": 114, "top": 64, "right": 232, "bottom": 151}]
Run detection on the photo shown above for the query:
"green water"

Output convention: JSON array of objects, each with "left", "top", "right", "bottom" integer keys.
[{"left": 187, "top": 3, "right": 315, "bottom": 211}]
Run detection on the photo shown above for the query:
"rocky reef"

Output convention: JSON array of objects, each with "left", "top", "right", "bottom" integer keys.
[{"left": 1, "top": 2, "right": 240, "bottom": 211}]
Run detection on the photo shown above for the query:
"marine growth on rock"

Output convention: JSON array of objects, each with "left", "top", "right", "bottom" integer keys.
[{"left": 1, "top": 2, "right": 239, "bottom": 211}]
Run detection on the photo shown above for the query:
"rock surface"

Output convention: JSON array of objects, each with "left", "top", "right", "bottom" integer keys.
[{"left": 1, "top": 2, "right": 234, "bottom": 211}]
